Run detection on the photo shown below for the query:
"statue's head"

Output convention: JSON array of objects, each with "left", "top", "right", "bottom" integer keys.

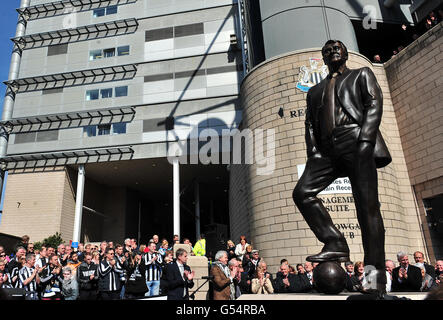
[{"left": 321, "top": 40, "right": 348, "bottom": 67}]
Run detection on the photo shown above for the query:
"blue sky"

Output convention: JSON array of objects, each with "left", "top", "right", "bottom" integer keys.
[{"left": 0, "top": 1, "right": 21, "bottom": 216}]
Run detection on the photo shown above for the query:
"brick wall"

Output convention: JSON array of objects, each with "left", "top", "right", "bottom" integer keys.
[
  {"left": 0, "top": 168, "right": 75, "bottom": 243},
  {"left": 385, "top": 22, "right": 443, "bottom": 260}
]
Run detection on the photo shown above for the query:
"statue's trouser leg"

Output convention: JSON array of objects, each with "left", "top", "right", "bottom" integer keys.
[
  {"left": 345, "top": 153, "right": 385, "bottom": 271},
  {"left": 293, "top": 156, "right": 348, "bottom": 251},
  {"left": 344, "top": 152, "right": 387, "bottom": 293}
]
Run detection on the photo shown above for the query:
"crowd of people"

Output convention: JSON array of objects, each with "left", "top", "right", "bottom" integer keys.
[
  {"left": 211, "top": 236, "right": 443, "bottom": 300},
  {"left": 0, "top": 234, "right": 442, "bottom": 300},
  {"left": 373, "top": 9, "right": 442, "bottom": 63}
]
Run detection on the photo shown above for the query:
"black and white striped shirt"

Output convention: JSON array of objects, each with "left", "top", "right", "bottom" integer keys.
[
  {"left": 18, "top": 266, "right": 38, "bottom": 293},
  {"left": 144, "top": 252, "right": 163, "bottom": 281},
  {"left": 9, "top": 266, "right": 21, "bottom": 288},
  {"left": 98, "top": 259, "right": 124, "bottom": 292},
  {"left": 0, "top": 271, "right": 11, "bottom": 288},
  {"left": 35, "top": 256, "right": 48, "bottom": 269}
]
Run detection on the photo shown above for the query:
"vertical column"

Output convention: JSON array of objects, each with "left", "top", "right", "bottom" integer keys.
[
  {"left": 0, "top": 0, "right": 31, "bottom": 201},
  {"left": 195, "top": 180, "right": 201, "bottom": 240},
  {"left": 173, "top": 159, "right": 180, "bottom": 240},
  {"left": 72, "top": 165, "right": 85, "bottom": 245}
]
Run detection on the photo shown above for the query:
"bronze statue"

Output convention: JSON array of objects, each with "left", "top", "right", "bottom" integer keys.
[{"left": 293, "top": 40, "right": 392, "bottom": 295}]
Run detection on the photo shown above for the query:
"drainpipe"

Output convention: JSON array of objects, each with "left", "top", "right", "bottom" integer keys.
[{"left": 0, "top": 0, "right": 31, "bottom": 199}]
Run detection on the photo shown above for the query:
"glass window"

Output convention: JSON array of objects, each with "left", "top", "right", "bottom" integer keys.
[
  {"left": 83, "top": 126, "right": 96, "bottom": 137},
  {"left": 103, "top": 48, "right": 115, "bottom": 58},
  {"left": 86, "top": 89, "right": 99, "bottom": 101},
  {"left": 89, "top": 49, "right": 103, "bottom": 60},
  {"left": 112, "top": 123, "right": 127, "bottom": 135},
  {"left": 47, "top": 44, "right": 68, "bottom": 56},
  {"left": 93, "top": 8, "right": 105, "bottom": 17},
  {"left": 115, "top": 86, "right": 128, "bottom": 97},
  {"left": 14, "top": 132, "right": 37, "bottom": 144},
  {"left": 106, "top": 5, "right": 118, "bottom": 15},
  {"left": 117, "top": 46, "right": 130, "bottom": 56},
  {"left": 100, "top": 88, "right": 113, "bottom": 99},
  {"left": 98, "top": 124, "right": 111, "bottom": 135}
]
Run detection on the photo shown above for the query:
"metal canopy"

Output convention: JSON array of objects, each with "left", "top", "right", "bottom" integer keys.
[
  {"left": 1, "top": 146, "right": 134, "bottom": 169},
  {"left": 17, "top": 0, "right": 138, "bottom": 21},
  {"left": 0, "top": 106, "right": 136, "bottom": 133},
  {"left": 4, "top": 63, "right": 137, "bottom": 93},
  {"left": 12, "top": 18, "right": 138, "bottom": 49}
]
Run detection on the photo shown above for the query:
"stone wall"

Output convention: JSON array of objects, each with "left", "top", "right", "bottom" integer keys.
[
  {"left": 384, "top": 22, "right": 443, "bottom": 260},
  {"left": 0, "top": 168, "right": 75, "bottom": 242}
]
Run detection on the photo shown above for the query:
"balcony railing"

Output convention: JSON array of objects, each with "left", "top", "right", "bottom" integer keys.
[
  {"left": 12, "top": 18, "right": 139, "bottom": 50},
  {"left": 0, "top": 106, "right": 136, "bottom": 133},
  {"left": 4, "top": 63, "right": 137, "bottom": 93},
  {"left": 17, "top": 0, "right": 138, "bottom": 21},
  {"left": 1, "top": 146, "right": 134, "bottom": 170}
]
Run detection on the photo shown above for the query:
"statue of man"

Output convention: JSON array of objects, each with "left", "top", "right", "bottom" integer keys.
[{"left": 293, "top": 40, "right": 391, "bottom": 294}]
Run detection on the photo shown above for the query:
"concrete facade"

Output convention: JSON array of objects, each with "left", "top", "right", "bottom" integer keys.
[{"left": 0, "top": 0, "right": 241, "bottom": 250}]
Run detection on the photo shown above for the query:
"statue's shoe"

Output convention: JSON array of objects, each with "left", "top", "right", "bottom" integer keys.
[{"left": 306, "top": 251, "right": 350, "bottom": 262}]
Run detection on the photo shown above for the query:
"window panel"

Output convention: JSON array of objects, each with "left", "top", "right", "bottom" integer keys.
[
  {"left": 89, "top": 49, "right": 103, "bottom": 60},
  {"left": 86, "top": 89, "right": 99, "bottom": 101},
  {"left": 14, "top": 132, "right": 36, "bottom": 144},
  {"left": 48, "top": 44, "right": 68, "bottom": 56},
  {"left": 100, "top": 88, "right": 113, "bottom": 99},
  {"left": 145, "top": 27, "right": 173, "bottom": 42},
  {"left": 103, "top": 48, "right": 115, "bottom": 58},
  {"left": 106, "top": 5, "right": 118, "bottom": 15},
  {"left": 98, "top": 124, "right": 111, "bottom": 135},
  {"left": 112, "top": 123, "right": 127, "bottom": 135},
  {"left": 36, "top": 130, "right": 59, "bottom": 142},
  {"left": 117, "top": 46, "right": 130, "bottom": 56},
  {"left": 83, "top": 126, "right": 96, "bottom": 137},
  {"left": 115, "top": 86, "right": 128, "bottom": 97},
  {"left": 93, "top": 8, "right": 105, "bottom": 17},
  {"left": 42, "top": 88, "right": 63, "bottom": 95},
  {"left": 174, "top": 23, "right": 204, "bottom": 38}
]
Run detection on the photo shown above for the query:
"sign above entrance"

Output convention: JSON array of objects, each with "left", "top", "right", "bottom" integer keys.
[{"left": 296, "top": 58, "right": 328, "bottom": 92}]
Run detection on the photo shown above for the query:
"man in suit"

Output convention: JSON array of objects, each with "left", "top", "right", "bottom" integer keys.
[
  {"left": 244, "top": 250, "right": 261, "bottom": 280},
  {"left": 413, "top": 251, "right": 435, "bottom": 279},
  {"left": 391, "top": 252, "right": 422, "bottom": 292},
  {"left": 162, "top": 248, "right": 194, "bottom": 300},
  {"left": 274, "top": 263, "right": 311, "bottom": 293},
  {"left": 293, "top": 40, "right": 392, "bottom": 295},
  {"left": 296, "top": 261, "right": 314, "bottom": 293},
  {"left": 210, "top": 250, "right": 237, "bottom": 300}
]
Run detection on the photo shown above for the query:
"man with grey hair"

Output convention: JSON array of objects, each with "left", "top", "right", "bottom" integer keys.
[
  {"left": 124, "top": 238, "right": 132, "bottom": 255},
  {"left": 153, "top": 235, "right": 161, "bottom": 251},
  {"left": 385, "top": 259, "right": 396, "bottom": 292},
  {"left": 211, "top": 251, "right": 238, "bottom": 300},
  {"left": 391, "top": 252, "right": 422, "bottom": 292},
  {"left": 257, "top": 260, "right": 273, "bottom": 282}
]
